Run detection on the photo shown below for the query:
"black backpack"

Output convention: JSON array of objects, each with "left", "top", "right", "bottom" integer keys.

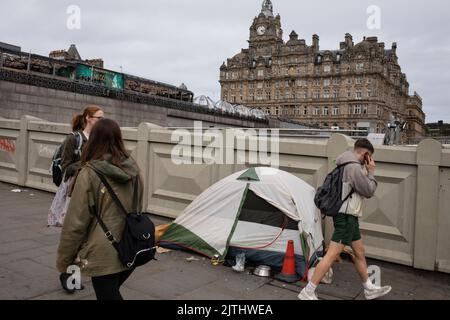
[
  {"left": 50, "top": 132, "right": 82, "bottom": 186},
  {"left": 88, "top": 166, "right": 156, "bottom": 269},
  {"left": 314, "top": 162, "right": 355, "bottom": 217}
]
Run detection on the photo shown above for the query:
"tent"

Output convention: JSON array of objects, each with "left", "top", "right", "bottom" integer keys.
[{"left": 159, "top": 167, "right": 324, "bottom": 277}]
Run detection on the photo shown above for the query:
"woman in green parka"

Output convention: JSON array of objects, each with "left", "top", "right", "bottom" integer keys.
[{"left": 57, "top": 118, "right": 143, "bottom": 300}]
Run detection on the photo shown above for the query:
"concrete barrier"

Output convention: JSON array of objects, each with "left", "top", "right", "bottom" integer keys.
[{"left": 0, "top": 116, "right": 448, "bottom": 274}]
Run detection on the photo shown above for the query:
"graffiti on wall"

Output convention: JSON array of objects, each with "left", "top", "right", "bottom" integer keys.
[{"left": 0, "top": 138, "right": 16, "bottom": 154}]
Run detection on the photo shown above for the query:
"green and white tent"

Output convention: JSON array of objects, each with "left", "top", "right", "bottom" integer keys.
[{"left": 159, "top": 167, "right": 324, "bottom": 277}]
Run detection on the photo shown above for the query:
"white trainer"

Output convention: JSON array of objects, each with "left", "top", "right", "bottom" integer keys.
[
  {"left": 364, "top": 285, "right": 392, "bottom": 300},
  {"left": 298, "top": 288, "right": 319, "bottom": 300}
]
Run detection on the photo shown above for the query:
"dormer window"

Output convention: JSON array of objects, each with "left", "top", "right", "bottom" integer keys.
[{"left": 336, "top": 54, "right": 341, "bottom": 62}]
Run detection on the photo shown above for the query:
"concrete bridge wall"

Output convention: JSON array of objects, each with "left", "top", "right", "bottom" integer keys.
[{"left": 1, "top": 115, "right": 449, "bottom": 274}]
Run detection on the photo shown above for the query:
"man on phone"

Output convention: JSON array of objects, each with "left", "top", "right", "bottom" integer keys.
[{"left": 298, "top": 138, "right": 392, "bottom": 300}]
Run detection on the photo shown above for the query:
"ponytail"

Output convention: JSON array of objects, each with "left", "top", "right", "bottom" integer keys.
[
  {"left": 71, "top": 114, "right": 85, "bottom": 131},
  {"left": 70, "top": 105, "right": 103, "bottom": 132}
]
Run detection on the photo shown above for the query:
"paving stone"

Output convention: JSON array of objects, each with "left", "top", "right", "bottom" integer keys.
[
  {"left": 1, "top": 182, "right": 450, "bottom": 300},
  {"left": 0, "top": 239, "right": 43, "bottom": 255}
]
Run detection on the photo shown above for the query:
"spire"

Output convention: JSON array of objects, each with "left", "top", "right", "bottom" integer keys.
[{"left": 261, "top": 0, "right": 273, "bottom": 17}]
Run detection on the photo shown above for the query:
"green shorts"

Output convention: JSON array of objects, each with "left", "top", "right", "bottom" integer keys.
[{"left": 331, "top": 214, "right": 361, "bottom": 246}]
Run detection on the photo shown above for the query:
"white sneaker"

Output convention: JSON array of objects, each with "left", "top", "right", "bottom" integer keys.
[
  {"left": 364, "top": 285, "right": 392, "bottom": 300},
  {"left": 298, "top": 288, "right": 319, "bottom": 300}
]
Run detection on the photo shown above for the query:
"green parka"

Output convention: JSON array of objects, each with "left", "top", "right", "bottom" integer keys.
[{"left": 56, "top": 157, "right": 143, "bottom": 277}]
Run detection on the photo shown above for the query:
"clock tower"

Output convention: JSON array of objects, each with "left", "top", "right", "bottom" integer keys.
[{"left": 249, "top": 0, "right": 283, "bottom": 56}]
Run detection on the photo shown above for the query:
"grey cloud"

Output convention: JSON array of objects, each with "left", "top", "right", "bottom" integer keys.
[{"left": 1, "top": 0, "right": 449, "bottom": 122}]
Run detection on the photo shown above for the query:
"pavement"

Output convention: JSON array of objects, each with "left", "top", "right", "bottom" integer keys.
[{"left": 1, "top": 181, "right": 450, "bottom": 300}]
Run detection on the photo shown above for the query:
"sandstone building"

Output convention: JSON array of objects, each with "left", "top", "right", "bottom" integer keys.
[{"left": 219, "top": 0, "right": 425, "bottom": 138}]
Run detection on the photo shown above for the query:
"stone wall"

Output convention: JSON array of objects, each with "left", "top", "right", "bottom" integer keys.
[{"left": 0, "top": 70, "right": 268, "bottom": 128}]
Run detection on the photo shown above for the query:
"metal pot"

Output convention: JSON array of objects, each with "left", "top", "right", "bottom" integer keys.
[{"left": 253, "top": 265, "right": 271, "bottom": 277}]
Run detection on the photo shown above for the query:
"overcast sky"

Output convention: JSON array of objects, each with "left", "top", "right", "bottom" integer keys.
[{"left": 1, "top": 0, "right": 449, "bottom": 122}]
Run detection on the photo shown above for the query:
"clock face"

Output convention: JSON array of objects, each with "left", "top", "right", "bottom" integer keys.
[{"left": 257, "top": 26, "right": 266, "bottom": 35}]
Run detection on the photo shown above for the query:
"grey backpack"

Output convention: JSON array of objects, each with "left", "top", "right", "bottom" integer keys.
[
  {"left": 50, "top": 132, "right": 82, "bottom": 186},
  {"left": 314, "top": 162, "right": 354, "bottom": 217}
]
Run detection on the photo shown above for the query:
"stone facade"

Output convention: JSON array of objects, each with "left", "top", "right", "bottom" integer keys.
[
  {"left": 0, "top": 69, "right": 268, "bottom": 128},
  {"left": 219, "top": 0, "right": 426, "bottom": 137}
]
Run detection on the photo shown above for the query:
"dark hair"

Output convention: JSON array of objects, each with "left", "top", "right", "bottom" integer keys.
[
  {"left": 354, "top": 138, "right": 374, "bottom": 154},
  {"left": 71, "top": 105, "right": 102, "bottom": 131},
  {"left": 81, "top": 118, "right": 128, "bottom": 167}
]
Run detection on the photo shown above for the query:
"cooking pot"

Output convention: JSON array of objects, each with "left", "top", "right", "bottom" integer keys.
[{"left": 253, "top": 265, "right": 271, "bottom": 277}]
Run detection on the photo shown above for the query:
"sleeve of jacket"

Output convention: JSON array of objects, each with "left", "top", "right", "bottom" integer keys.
[
  {"left": 56, "top": 168, "right": 95, "bottom": 273},
  {"left": 348, "top": 165, "right": 378, "bottom": 198},
  {"left": 61, "top": 134, "right": 82, "bottom": 181}
]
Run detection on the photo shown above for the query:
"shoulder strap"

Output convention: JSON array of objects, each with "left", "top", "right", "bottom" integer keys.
[
  {"left": 336, "top": 161, "right": 358, "bottom": 168},
  {"left": 72, "top": 132, "right": 83, "bottom": 154},
  {"left": 87, "top": 202, "right": 117, "bottom": 244},
  {"left": 132, "top": 177, "right": 140, "bottom": 214},
  {"left": 88, "top": 165, "right": 129, "bottom": 218},
  {"left": 338, "top": 162, "right": 355, "bottom": 202}
]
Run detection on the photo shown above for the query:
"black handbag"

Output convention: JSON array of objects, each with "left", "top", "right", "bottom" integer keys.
[{"left": 88, "top": 166, "right": 156, "bottom": 269}]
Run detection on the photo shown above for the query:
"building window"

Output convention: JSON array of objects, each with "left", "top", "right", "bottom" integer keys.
[
  {"left": 354, "top": 105, "right": 362, "bottom": 114},
  {"left": 250, "top": 82, "right": 254, "bottom": 89},
  {"left": 347, "top": 78, "right": 352, "bottom": 85},
  {"left": 323, "top": 106, "right": 329, "bottom": 115},
  {"left": 332, "top": 106, "right": 339, "bottom": 115},
  {"left": 257, "top": 70, "right": 264, "bottom": 77},
  {"left": 356, "top": 77, "right": 363, "bottom": 84},
  {"left": 231, "top": 83, "right": 236, "bottom": 89},
  {"left": 333, "top": 78, "right": 340, "bottom": 85},
  {"left": 313, "top": 107, "right": 321, "bottom": 115},
  {"left": 324, "top": 65, "right": 331, "bottom": 73},
  {"left": 275, "top": 107, "right": 279, "bottom": 115},
  {"left": 356, "top": 91, "right": 362, "bottom": 99},
  {"left": 314, "top": 78, "right": 321, "bottom": 86},
  {"left": 324, "top": 79, "right": 330, "bottom": 86},
  {"left": 265, "top": 82, "right": 271, "bottom": 88},
  {"left": 363, "top": 106, "right": 367, "bottom": 114},
  {"left": 285, "top": 80, "right": 289, "bottom": 87},
  {"left": 303, "top": 107, "right": 308, "bottom": 115},
  {"left": 266, "top": 92, "right": 271, "bottom": 100},
  {"left": 257, "top": 82, "right": 263, "bottom": 89},
  {"left": 333, "top": 90, "right": 339, "bottom": 98},
  {"left": 347, "top": 91, "right": 351, "bottom": 98},
  {"left": 367, "top": 90, "right": 372, "bottom": 97},
  {"left": 303, "top": 91, "right": 308, "bottom": 99},
  {"left": 356, "top": 63, "right": 364, "bottom": 71},
  {"left": 323, "top": 90, "right": 330, "bottom": 99},
  {"left": 314, "top": 91, "right": 320, "bottom": 99}
]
